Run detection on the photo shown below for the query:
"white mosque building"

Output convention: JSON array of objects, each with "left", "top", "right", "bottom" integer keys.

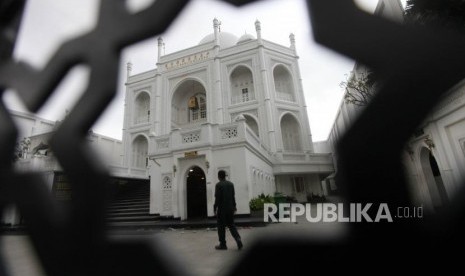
[
  {"left": 2, "top": 19, "right": 333, "bottom": 225},
  {"left": 121, "top": 19, "right": 334, "bottom": 219}
]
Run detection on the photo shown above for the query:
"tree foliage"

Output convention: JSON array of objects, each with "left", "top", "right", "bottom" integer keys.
[
  {"left": 342, "top": 0, "right": 465, "bottom": 107},
  {"left": 405, "top": 0, "right": 465, "bottom": 35},
  {"left": 14, "top": 137, "right": 31, "bottom": 161},
  {"left": 340, "top": 70, "right": 377, "bottom": 106}
]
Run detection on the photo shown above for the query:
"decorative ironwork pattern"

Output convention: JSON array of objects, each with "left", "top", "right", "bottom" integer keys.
[
  {"left": 162, "top": 176, "right": 172, "bottom": 212},
  {"left": 221, "top": 126, "right": 238, "bottom": 139},
  {"left": 182, "top": 131, "right": 201, "bottom": 143},
  {"left": 0, "top": 0, "right": 464, "bottom": 275},
  {"left": 162, "top": 176, "right": 172, "bottom": 190}
]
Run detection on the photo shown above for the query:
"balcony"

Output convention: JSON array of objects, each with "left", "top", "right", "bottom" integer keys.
[
  {"left": 134, "top": 115, "right": 150, "bottom": 125},
  {"left": 273, "top": 150, "right": 334, "bottom": 175},
  {"left": 151, "top": 120, "right": 334, "bottom": 176},
  {"left": 231, "top": 92, "right": 256, "bottom": 105},
  {"left": 276, "top": 91, "right": 294, "bottom": 102},
  {"left": 152, "top": 120, "right": 274, "bottom": 161}
]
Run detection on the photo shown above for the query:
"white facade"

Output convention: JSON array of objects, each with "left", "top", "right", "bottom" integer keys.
[
  {"left": 3, "top": 110, "right": 123, "bottom": 225},
  {"left": 323, "top": 0, "right": 465, "bottom": 211},
  {"left": 123, "top": 19, "right": 333, "bottom": 219},
  {"left": 403, "top": 82, "right": 465, "bottom": 212}
]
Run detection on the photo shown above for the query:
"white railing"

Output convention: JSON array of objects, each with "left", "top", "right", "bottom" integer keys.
[
  {"left": 231, "top": 92, "right": 256, "bottom": 105},
  {"left": 134, "top": 115, "right": 149, "bottom": 125},
  {"left": 277, "top": 151, "right": 333, "bottom": 163},
  {"left": 150, "top": 121, "right": 273, "bottom": 162},
  {"left": 282, "top": 153, "right": 306, "bottom": 161},
  {"left": 110, "top": 165, "right": 149, "bottom": 179},
  {"left": 276, "top": 91, "right": 294, "bottom": 102}
]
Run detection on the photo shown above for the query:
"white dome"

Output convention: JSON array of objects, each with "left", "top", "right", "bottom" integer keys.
[
  {"left": 237, "top": 33, "right": 255, "bottom": 44},
  {"left": 198, "top": 32, "right": 238, "bottom": 48}
]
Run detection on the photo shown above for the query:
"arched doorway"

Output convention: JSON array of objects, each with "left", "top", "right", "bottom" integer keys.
[
  {"left": 420, "top": 147, "right": 448, "bottom": 209},
  {"left": 186, "top": 166, "right": 207, "bottom": 219}
]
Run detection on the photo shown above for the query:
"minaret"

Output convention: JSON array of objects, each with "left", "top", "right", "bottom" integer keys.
[
  {"left": 289, "top": 33, "right": 296, "bottom": 54},
  {"left": 126, "top": 61, "right": 132, "bottom": 79},
  {"left": 255, "top": 19, "right": 262, "bottom": 44},
  {"left": 212, "top": 18, "right": 222, "bottom": 124},
  {"left": 213, "top": 18, "right": 220, "bottom": 47},
  {"left": 157, "top": 37, "right": 164, "bottom": 62}
]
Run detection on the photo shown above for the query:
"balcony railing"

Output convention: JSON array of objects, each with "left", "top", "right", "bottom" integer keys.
[
  {"left": 276, "top": 91, "right": 294, "bottom": 102},
  {"left": 152, "top": 120, "right": 274, "bottom": 159},
  {"left": 134, "top": 115, "right": 150, "bottom": 125},
  {"left": 231, "top": 92, "right": 256, "bottom": 105}
]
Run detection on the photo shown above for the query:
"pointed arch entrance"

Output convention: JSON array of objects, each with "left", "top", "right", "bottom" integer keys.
[
  {"left": 186, "top": 166, "right": 207, "bottom": 219},
  {"left": 420, "top": 147, "right": 448, "bottom": 209}
]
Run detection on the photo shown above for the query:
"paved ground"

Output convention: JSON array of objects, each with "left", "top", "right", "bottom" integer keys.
[
  {"left": 1, "top": 220, "right": 345, "bottom": 276},
  {"left": 1, "top": 198, "right": 346, "bottom": 275}
]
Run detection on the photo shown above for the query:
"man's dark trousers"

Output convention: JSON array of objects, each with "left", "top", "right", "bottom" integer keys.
[{"left": 217, "top": 211, "right": 240, "bottom": 246}]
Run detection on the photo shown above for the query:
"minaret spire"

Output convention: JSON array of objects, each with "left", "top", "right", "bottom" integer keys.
[
  {"left": 157, "top": 37, "right": 164, "bottom": 62},
  {"left": 255, "top": 19, "right": 262, "bottom": 43},
  {"left": 213, "top": 18, "right": 221, "bottom": 47}
]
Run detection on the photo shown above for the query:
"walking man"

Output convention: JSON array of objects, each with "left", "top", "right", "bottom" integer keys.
[{"left": 213, "top": 170, "right": 243, "bottom": 250}]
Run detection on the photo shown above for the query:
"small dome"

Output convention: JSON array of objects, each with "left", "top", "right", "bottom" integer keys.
[
  {"left": 237, "top": 33, "right": 255, "bottom": 44},
  {"left": 198, "top": 32, "right": 239, "bottom": 48}
]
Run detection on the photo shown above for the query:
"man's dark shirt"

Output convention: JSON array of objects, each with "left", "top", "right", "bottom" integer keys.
[{"left": 214, "top": 180, "right": 236, "bottom": 214}]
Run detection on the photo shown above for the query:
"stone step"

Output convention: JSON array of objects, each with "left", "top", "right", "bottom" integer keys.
[
  {"left": 106, "top": 215, "right": 160, "bottom": 222},
  {"left": 106, "top": 207, "right": 149, "bottom": 213},
  {"left": 110, "top": 198, "right": 150, "bottom": 203},
  {"left": 107, "top": 202, "right": 149, "bottom": 209},
  {"left": 114, "top": 192, "right": 149, "bottom": 197},
  {"left": 107, "top": 217, "right": 267, "bottom": 230},
  {"left": 106, "top": 211, "right": 152, "bottom": 217}
]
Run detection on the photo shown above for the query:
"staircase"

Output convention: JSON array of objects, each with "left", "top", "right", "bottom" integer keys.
[{"left": 106, "top": 181, "right": 160, "bottom": 229}]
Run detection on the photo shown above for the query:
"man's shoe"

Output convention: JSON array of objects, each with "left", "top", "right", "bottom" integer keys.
[
  {"left": 236, "top": 239, "right": 243, "bottom": 250},
  {"left": 215, "top": 244, "right": 227, "bottom": 250}
]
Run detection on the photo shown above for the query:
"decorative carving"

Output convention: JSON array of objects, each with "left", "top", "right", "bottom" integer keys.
[
  {"left": 162, "top": 176, "right": 172, "bottom": 190},
  {"left": 221, "top": 127, "right": 238, "bottom": 139},
  {"left": 182, "top": 131, "right": 201, "bottom": 143},
  {"left": 424, "top": 136, "right": 435, "bottom": 151},
  {"left": 231, "top": 109, "right": 258, "bottom": 121}
]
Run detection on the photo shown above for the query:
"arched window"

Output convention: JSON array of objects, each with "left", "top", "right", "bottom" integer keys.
[
  {"left": 420, "top": 147, "right": 448, "bottom": 209},
  {"left": 189, "top": 94, "right": 207, "bottom": 123},
  {"left": 244, "top": 114, "right": 259, "bottom": 137},
  {"left": 132, "top": 136, "right": 148, "bottom": 168},
  {"left": 230, "top": 66, "right": 255, "bottom": 104},
  {"left": 134, "top": 92, "right": 150, "bottom": 124},
  {"left": 273, "top": 65, "right": 295, "bottom": 102},
  {"left": 280, "top": 114, "right": 302, "bottom": 152},
  {"left": 171, "top": 80, "right": 207, "bottom": 128}
]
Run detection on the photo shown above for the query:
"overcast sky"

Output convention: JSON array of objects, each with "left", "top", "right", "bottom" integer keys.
[{"left": 5, "top": 0, "right": 395, "bottom": 142}]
